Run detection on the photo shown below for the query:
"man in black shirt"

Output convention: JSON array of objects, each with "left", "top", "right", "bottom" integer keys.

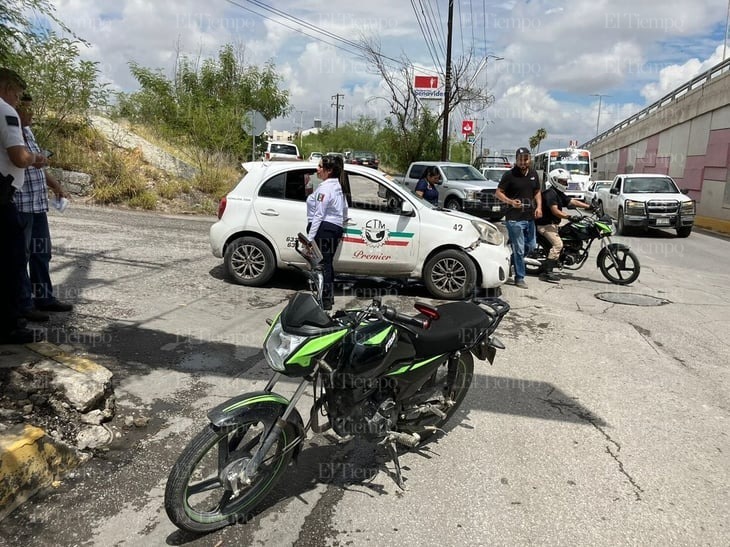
[
  {"left": 496, "top": 147, "right": 542, "bottom": 289},
  {"left": 536, "top": 169, "right": 592, "bottom": 282}
]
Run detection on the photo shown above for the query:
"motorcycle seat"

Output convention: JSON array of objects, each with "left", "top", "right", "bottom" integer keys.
[{"left": 410, "top": 302, "right": 493, "bottom": 357}]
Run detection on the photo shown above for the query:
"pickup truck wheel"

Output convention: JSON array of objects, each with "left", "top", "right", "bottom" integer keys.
[
  {"left": 423, "top": 249, "right": 477, "bottom": 300},
  {"left": 224, "top": 236, "right": 276, "bottom": 286},
  {"left": 596, "top": 200, "right": 605, "bottom": 217},
  {"left": 676, "top": 226, "right": 692, "bottom": 238},
  {"left": 617, "top": 209, "right": 630, "bottom": 236},
  {"left": 444, "top": 197, "right": 462, "bottom": 211}
]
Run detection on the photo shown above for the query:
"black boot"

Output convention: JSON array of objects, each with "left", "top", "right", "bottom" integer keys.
[{"left": 540, "top": 259, "right": 560, "bottom": 283}]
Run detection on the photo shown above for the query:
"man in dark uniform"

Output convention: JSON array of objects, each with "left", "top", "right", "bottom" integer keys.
[
  {"left": 496, "top": 147, "right": 542, "bottom": 289},
  {"left": 0, "top": 68, "right": 47, "bottom": 344}
]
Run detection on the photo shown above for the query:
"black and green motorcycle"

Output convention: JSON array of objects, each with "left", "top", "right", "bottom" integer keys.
[{"left": 164, "top": 234, "right": 510, "bottom": 533}]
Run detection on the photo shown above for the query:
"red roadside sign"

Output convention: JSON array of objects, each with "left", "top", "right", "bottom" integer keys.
[
  {"left": 414, "top": 75, "right": 439, "bottom": 89},
  {"left": 462, "top": 120, "right": 474, "bottom": 135}
]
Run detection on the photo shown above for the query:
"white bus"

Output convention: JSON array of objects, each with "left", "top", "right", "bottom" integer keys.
[{"left": 533, "top": 148, "right": 592, "bottom": 200}]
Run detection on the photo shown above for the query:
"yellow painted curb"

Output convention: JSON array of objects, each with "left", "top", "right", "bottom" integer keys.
[
  {"left": 695, "top": 215, "right": 730, "bottom": 235},
  {"left": 26, "top": 341, "right": 107, "bottom": 376},
  {"left": 0, "top": 424, "right": 79, "bottom": 521}
]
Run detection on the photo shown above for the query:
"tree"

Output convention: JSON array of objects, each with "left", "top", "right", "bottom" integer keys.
[
  {"left": 10, "top": 34, "right": 107, "bottom": 141},
  {"left": 359, "top": 38, "right": 494, "bottom": 170},
  {"left": 530, "top": 128, "right": 547, "bottom": 153},
  {"left": 118, "top": 44, "right": 290, "bottom": 165},
  {"left": 1, "top": 0, "right": 77, "bottom": 64}
]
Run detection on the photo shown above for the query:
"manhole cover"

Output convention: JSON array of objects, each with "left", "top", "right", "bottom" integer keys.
[{"left": 595, "top": 292, "right": 671, "bottom": 306}]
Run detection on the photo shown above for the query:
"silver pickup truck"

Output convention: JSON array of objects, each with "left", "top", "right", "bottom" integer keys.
[
  {"left": 394, "top": 161, "right": 507, "bottom": 222},
  {"left": 594, "top": 173, "right": 696, "bottom": 237}
]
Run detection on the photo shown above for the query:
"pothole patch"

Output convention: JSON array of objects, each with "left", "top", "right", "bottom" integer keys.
[{"left": 595, "top": 292, "right": 671, "bottom": 306}]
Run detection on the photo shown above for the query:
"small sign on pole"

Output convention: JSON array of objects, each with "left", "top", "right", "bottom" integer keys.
[{"left": 462, "top": 120, "right": 474, "bottom": 135}]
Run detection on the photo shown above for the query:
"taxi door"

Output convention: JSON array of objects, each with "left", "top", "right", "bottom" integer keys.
[{"left": 336, "top": 172, "right": 420, "bottom": 276}]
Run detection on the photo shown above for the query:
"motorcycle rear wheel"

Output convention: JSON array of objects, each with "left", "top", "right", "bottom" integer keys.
[
  {"left": 597, "top": 247, "right": 640, "bottom": 285},
  {"left": 164, "top": 410, "right": 294, "bottom": 533},
  {"left": 400, "top": 352, "right": 474, "bottom": 440}
]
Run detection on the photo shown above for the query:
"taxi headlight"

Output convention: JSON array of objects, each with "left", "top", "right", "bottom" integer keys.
[
  {"left": 264, "top": 321, "right": 308, "bottom": 372},
  {"left": 472, "top": 220, "right": 504, "bottom": 246}
]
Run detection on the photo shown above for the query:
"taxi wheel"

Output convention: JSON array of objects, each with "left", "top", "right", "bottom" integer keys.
[
  {"left": 423, "top": 250, "right": 477, "bottom": 300},
  {"left": 224, "top": 236, "right": 276, "bottom": 286}
]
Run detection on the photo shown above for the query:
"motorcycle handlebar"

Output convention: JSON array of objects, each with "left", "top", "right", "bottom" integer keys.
[{"left": 381, "top": 305, "right": 430, "bottom": 330}]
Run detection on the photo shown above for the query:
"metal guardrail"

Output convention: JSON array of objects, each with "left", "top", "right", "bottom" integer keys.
[{"left": 581, "top": 57, "right": 730, "bottom": 149}]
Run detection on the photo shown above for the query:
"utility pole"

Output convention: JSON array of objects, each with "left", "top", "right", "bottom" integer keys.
[
  {"left": 591, "top": 94, "right": 611, "bottom": 136},
  {"left": 440, "top": 0, "right": 454, "bottom": 160},
  {"left": 331, "top": 94, "right": 344, "bottom": 130}
]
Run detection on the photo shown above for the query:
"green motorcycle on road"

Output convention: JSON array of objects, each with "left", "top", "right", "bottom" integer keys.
[{"left": 164, "top": 234, "right": 510, "bottom": 533}]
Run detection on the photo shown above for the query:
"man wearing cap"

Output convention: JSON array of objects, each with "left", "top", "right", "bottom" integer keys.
[{"left": 495, "top": 147, "right": 542, "bottom": 289}]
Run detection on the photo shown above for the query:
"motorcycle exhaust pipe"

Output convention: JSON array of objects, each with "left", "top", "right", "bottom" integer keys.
[{"left": 524, "top": 258, "right": 541, "bottom": 266}]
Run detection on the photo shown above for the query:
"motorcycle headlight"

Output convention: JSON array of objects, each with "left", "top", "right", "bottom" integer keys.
[
  {"left": 624, "top": 199, "right": 645, "bottom": 215},
  {"left": 680, "top": 200, "right": 696, "bottom": 215},
  {"left": 264, "top": 321, "right": 309, "bottom": 372},
  {"left": 472, "top": 220, "right": 504, "bottom": 246}
]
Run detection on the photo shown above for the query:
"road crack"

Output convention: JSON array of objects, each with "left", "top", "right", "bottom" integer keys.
[{"left": 541, "top": 394, "right": 644, "bottom": 501}]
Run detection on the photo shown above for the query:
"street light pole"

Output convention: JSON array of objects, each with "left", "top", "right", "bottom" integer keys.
[
  {"left": 295, "top": 109, "right": 306, "bottom": 149},
  {"left": 590, "top": 94, "right": 611, "bottom": 136}
]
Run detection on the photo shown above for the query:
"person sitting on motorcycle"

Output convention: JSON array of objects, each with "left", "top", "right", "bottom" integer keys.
[{"left": 536, "top": 169, "right": 593, "bottom": 283}]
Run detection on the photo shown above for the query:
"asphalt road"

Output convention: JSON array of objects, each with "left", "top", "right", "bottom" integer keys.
[{"left": 1, "top": 205, "right": 728, "bottom": 546}]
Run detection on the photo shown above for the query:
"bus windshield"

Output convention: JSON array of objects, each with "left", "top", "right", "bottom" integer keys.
[{"left": 551, "top": 152, "right": 590, "bottom": 176}]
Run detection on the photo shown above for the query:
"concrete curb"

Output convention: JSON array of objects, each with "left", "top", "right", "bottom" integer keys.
[
  {"left": 695, "top": 215, "right": 730, "bottom": 236},
  {"left": 0, "top": 343, "right": 111, "bottom": 522},
  {"left": 0, "top": 424, "right": 79, "bottom": 521}
]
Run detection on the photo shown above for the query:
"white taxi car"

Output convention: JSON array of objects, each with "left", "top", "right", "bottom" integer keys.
[{"left": 210, "top": 161, "right": 511, "bottom": 299}]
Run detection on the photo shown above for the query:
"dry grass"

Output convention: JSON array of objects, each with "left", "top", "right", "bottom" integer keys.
[{"left": 37, "top": 117, "right": 238, "bottom": 213}]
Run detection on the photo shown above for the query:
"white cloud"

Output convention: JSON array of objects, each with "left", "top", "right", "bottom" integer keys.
[
  {"left": 46, "top": 0, "right": 729, "bottom": 150},
  {"left": 640, "top": 44, "right": 727, "bottom": 102}
]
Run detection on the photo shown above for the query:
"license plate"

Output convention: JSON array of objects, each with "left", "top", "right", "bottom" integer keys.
[{"left": 656, "top": 218, "right": 670, "bottom": 226}]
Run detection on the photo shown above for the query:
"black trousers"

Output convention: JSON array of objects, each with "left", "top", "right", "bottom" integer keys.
[
  {"left": 313, "top": 221, "right": 343, "bottom": 304},
  {"left": 0, "top": 200, "right": 26, "bottom": 334}
]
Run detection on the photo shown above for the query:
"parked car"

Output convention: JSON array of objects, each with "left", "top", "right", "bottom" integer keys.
[
  {"left": 481, "top": 167, "right": 510, "bottom": 183},
  {"left": 263, "top": 141, "right": 301, "bottom": 161},
  {"left": 308, "top": 152, "right": 323, "bottom": 162},
  {"left": 210, "top": 161, "right": 511, "bottom": 299},
  {"left": 345, "top": 150, "right": 380, "bottom": 169},
  {"left": 593, "top": 173, "right": 695, "bottom": 237},
  {"left": 326, "top": 152, "right": 345, "bottom": 162},
  {"left": 399, "top": 161, "right": 508, "bottom": 222},
  {"left": 584, "top": 180, "right": 613, "bottom": 205},
  {"left": 474, "top": 155, "right": 511, "bottom": 169}
]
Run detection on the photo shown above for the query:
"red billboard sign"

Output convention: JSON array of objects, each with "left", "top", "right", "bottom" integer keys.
[
  {"left": 462, "top": 120, "right": 474, "bottom": 135},
  {"left": 414, "top": 75, "right": 440, "bottom": 89}
]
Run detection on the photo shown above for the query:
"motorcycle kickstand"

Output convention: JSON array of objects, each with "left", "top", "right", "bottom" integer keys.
[{"left": 384, "top": 439, "right": 405, "bottom": 490}]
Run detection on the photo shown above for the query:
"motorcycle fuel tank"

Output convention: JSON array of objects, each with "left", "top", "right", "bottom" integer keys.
[{"left": 339, "top": 320, "right": 415, "bottom": 379}]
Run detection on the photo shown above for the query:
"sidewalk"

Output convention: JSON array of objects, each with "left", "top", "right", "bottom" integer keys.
[{"left": 0, "top": 342, "right": 112, "bottom": 521}]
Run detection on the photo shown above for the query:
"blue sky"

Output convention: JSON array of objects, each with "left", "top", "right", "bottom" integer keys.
[{"left": 50, "top": 0, "right": 729, "bottom": 152}]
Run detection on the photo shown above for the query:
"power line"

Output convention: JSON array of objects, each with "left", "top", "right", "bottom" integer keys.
[{"left": 411, "top": 0, "right": 444, "bottom": 74}]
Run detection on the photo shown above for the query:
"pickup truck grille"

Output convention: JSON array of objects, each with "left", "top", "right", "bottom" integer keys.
[{"left": 646, "top": 200, "right": 679, "bottom": 214}]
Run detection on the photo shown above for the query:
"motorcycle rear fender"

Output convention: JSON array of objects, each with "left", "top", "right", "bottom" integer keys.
[{"left": 207, "top": 390, "right": 305, "bottom": 459}]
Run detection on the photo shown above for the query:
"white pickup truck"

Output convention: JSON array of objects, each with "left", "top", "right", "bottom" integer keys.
[{"left": 594, "top": 173, "right": 696, "bottom": 237}]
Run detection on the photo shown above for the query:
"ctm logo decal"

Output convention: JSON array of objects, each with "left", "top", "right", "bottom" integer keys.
[{"left": 342, "top": 220, "right": 413, "bottom": 248}]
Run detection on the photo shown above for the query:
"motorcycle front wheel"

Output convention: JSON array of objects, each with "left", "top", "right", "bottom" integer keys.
[
  {"left": 597, "top": 246, "right": 640, "bottom": 285},
  {"left": 164, "top": 410, "right": 295, "bottom": 533}
]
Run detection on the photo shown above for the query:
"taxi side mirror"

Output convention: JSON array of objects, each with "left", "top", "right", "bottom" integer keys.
[{"left": 400, "top": 201, "right": 415, "bottom": 217}]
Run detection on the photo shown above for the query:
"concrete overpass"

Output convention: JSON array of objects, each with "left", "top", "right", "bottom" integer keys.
[{"left": 582, "top": 58, "right": 730, "bottom": 233}]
